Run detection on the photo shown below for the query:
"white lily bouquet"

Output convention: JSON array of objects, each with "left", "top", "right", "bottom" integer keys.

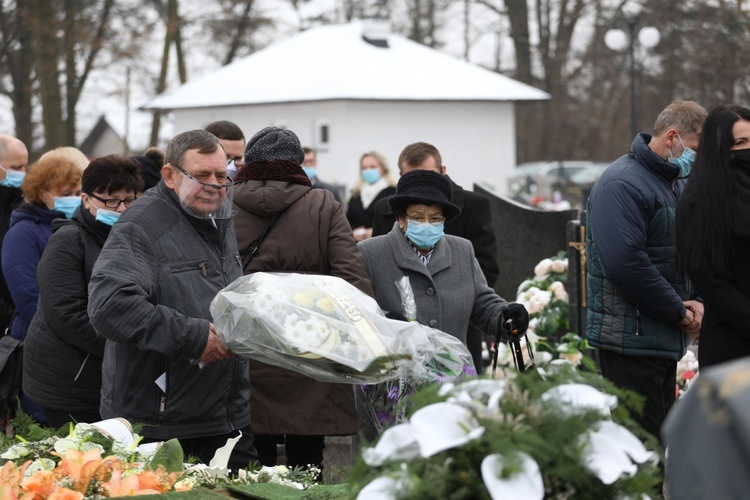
[{"left": 210, "top": 273, "right": 473, "bottom": 384}]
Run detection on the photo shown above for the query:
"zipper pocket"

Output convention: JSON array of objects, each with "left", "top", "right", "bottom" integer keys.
[{"left": 169, "top": 261, "right": 208, "bottom": 276}]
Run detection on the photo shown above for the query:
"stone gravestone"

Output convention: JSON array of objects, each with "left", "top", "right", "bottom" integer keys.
[{"left": 474, "top": 185, "right": 579, "bottom": 302}]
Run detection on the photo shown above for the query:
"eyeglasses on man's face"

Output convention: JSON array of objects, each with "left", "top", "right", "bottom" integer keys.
[
  {"left": 89, "top": 193, "right": 137, "bottom": 209},
  {"left": 172, "top": 163, "right": 232, "bottom": 190}
]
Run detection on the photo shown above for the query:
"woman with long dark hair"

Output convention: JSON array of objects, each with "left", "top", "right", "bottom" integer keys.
[{"left": 676, "top": 104, "right": 750, "bottom": 368}]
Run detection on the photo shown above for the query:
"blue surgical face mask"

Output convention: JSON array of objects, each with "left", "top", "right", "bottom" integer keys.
[
  {"left": 405, "top": 220, "right": 445, "bottom": 250},
  {"left": 53, "top": 196, "right": 81, "bottom": 219},
  {"left": 95, "top": 207, "right": 121, "bottom": 226},
  {"left": 362, "top": 169, "right": 381, "bottom": 185},
  {"left": 668, "top": 134, "right": 697, "bottom": 176},
  {"left": 0, "top": 166, "right": 25, "bottom": 189},
  {"left": 302, "top": 167, "right": 317, "bottom": 180}
]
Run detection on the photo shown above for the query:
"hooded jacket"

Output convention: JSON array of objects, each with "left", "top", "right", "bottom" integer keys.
[
  {"left": 88, "top": 181, "right": 250, "bottom": 440},
  {"left": 233, "top": 178, "right": 373, "bottom": 436},
  {"left": 585, "top": 133, "right": 692, "bottom": 360},
  {"left": 23, "top": 206, "right": 109, "bottom": 414}
]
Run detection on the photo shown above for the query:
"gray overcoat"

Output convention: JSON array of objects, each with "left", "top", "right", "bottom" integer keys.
[{"left": 358, "top": 223, "right": 509, "bottom": 346}]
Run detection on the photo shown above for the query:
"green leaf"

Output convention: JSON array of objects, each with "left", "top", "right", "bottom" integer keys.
[{"left": 150, "top": 438, "right": 184, "bottom": 472}]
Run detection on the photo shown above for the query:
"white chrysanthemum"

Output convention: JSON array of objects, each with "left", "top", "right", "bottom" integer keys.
[{"left": 253, "top": 291, "right": 280, "bottom": 316}]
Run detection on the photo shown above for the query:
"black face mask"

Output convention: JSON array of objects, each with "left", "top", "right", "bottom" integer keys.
[{"left": 730, "top": 148, "right": 750, "bottom": 166}]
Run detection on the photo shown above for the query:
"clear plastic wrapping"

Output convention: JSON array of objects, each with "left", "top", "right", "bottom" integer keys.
[{"left": 210, "top": 273, "right": 473, "bottom": 384}]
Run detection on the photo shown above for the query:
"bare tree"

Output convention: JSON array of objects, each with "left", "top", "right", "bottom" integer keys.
[
  {"left": 149, "top": 0, "right": 187, "bottom": 147},
  {"left": 26, "top": 0, "right": 116, "bottom": 148},
  {"left": 0, "top": 0, "right": 34, "bottom": 147}
]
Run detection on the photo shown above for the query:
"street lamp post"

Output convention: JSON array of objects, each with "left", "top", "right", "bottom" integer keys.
[{"left": 604, "top": 2, "right": 660, "bottom": 139}]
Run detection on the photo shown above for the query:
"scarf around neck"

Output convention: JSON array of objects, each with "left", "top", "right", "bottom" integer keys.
[
  {"left": 235, "top": 159, "right": 312, "bottom": 187},
  {"left": 360, "top": 177, "right": 389, "bottom": 209}
]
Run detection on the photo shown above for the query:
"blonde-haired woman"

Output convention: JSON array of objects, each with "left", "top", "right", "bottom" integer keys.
[{"left": 346, "top": 151, "right": 397, "bottom": 242}]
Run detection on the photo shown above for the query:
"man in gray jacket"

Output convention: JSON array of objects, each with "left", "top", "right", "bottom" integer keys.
[{"left": 88, "top": 130, "right": 256, "bottom": 470}]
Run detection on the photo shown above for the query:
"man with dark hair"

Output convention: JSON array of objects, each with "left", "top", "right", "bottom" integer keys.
[
  {"left": 88, "top": 130, "right": 256, "bottom": 470},
  {"left": 205, "top": 120, "right": 245, "bottom": 180},
  {"left": 586, "top": 100, "right": 707, "bottom": 442},
  {"left": 371, "top": 142, "right": 499, "bottom": 373},
  {"left": 0, "top": 134, "right": 27, "bottom": 332},
  {"left": 302, "top": 146, "right": 344, "bottom": 203}
]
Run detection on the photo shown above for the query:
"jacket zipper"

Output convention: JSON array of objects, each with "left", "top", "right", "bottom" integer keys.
[
  {"left": 635, "top": 308, "right": 643, "bottom": 336},
  {"left": 199, "top": 263, "right": 207, "bottom": 277},
  {"left": 74, "top": 353, "right": 90, "bottom": 381}
]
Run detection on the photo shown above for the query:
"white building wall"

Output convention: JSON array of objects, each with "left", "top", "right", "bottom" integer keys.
[{"left": 170, "top": 99, "right": 516, "bottom": 197}]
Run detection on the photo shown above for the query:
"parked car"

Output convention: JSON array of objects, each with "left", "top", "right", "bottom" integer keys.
[
  {"left": 508, "top": 161, "right": 598, "bottom": 206},
  {"left": 564, "top": 163, "right": 610, "bottom": 209}
]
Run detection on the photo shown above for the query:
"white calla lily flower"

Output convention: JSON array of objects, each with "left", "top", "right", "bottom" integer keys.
[
  {"left": 410, "top": 402, "right": 485, "bottom": 457},
  {"left": 579, "top": 429, "right": 638, "bottom": 484},
  {"left": 593, "top": 421, "right": 659, "bottom": 465},
  {"left": 362, "top": 423, "right": 420, "bottom": 466},
  {"left": 357, "top": 463, "right": 413, "bottom": 500},
  {"left": 540, "top": 383, "right": 617, "bottom": 417},
  {"left": 449, "top": 379, "right": 506, "bottom": 409},
  {"left": 481, "top": 452, "right": 544, "bottom": 500}
]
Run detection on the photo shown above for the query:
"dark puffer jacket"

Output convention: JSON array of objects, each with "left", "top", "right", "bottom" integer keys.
[
  {"left": 586, "top": 133, "right": 693, "bottom": 360},
  {"left": 23, "top": 206, "right": 109, "bottom": 415}
]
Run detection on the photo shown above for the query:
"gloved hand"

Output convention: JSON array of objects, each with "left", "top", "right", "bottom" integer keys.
[
  {"left": 499, "top": 303, "right": 530, "bottom": 339},
  {"left": 385, "top": 310, "right": 409, "bottom": 322}
]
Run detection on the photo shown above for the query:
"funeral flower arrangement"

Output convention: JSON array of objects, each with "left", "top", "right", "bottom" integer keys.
[
  {"left": 210, "top": 273, "right": 474, "bottom": 385},
  {"left": 350, "top": 365, "right": 662, "bottom": 499},
  {"left": 676, "top": 349, "right": 699, "bottom": 397},
  {"left": 498, "top": 253, "right": 595, "bottom": 372},
  {"left": 0, "top": 415, "right": 318, "bottom": 499}
]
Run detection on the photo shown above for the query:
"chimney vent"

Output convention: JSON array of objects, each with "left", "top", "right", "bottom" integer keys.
[{"left": 362, "top": 18, "right": 389, "bottom": 48}]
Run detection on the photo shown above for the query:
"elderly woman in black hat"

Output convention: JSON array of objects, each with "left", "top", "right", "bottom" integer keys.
[{"left": 358, "top": 169, "right": 528, "bottom": 351}]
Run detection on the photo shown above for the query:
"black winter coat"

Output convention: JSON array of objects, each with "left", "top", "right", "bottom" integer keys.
[
  {"left": 23, "top": 206, "right": 110, "bottom": 415},
  {"left": 346, "top": 186, "right": 395, "bottom": 230},
  {"left": 0, "top": 185, "right": 23, "bottom": 329},
  {"left": 687, "top": 167, "right": 750, "bottom": 368}
]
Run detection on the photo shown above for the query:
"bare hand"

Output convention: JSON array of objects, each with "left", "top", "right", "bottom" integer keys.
[
  {"left": 200, "top": 323, "right": 233, "bottom": 363},
  {"left": 353, "top": 226, "right": 372, "bottom": 242},
  {"left": 679, "top": 303, "right": 701, "bottom": 341}
]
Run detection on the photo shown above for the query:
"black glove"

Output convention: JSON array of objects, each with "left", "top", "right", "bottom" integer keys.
[
  {"left": 499, "top": 303, "right": 530, "bottom": 338},
  {"left": 385, "top": 310, "right": 409, "bottom": 322}
]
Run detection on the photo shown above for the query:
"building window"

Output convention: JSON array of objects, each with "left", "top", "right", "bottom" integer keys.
[{"left": 316, "top": 119, "right": 330, "bottom": 150}]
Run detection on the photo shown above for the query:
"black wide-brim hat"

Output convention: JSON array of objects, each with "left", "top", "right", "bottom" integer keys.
[{"left": 388, "top": 169, "right": 462, "bottom": 221}]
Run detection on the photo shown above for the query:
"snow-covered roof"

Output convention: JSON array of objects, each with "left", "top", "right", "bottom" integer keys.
[{"left": 144, "top": 20, "right": 549, "bottom": 111}]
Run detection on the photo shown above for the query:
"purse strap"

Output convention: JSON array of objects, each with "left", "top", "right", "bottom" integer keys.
[{"left": 242, "top": 213, "right": 281, "bottom": 268}]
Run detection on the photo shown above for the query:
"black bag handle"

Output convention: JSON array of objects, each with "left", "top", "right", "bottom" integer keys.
[{"left": 242, "top": 213, "right": 281, "bottom": 268}]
